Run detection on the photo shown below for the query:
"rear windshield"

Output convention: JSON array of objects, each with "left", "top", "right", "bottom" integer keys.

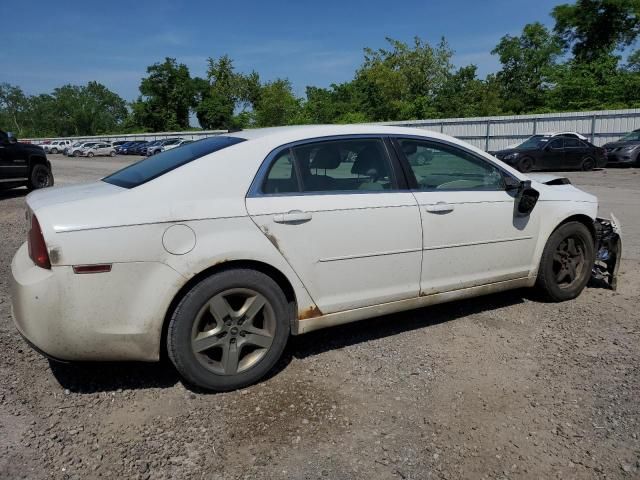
[{"left": 103, "top": 136, "right": 245, "bottom": 188}]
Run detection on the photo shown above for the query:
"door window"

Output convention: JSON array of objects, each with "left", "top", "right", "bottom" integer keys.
[
  {"left": 291, "top": 138, "right": 394, "bottom": 193},
  {"left": 548, "top": 139, "right": 564, "bottom": 150},
  {"left": 397, "top": 138, "right": 505, "bottom": 191},
  {"left": 262, "top": 149, "right": 299, "bottom": 194},
  {"left": 564, "top": 138, "right": 582, "bottom": 148}
]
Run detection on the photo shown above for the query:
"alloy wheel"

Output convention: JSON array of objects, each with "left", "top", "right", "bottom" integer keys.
[
  {"left": 552, "top": 236, "right": 586, "bottom": 288},
  {"left": 190, "top": 288, "right": 276, "bottom": 376}
]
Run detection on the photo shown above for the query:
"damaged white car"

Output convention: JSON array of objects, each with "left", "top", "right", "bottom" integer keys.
[{"left": 10, "top": 125, "right": 621, "bottom": 391}]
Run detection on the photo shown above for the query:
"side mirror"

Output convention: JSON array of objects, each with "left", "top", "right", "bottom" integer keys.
[
  {"left": 514, "top": 180, "right": 540, "bottom": 217},
  {"left": 7, "top": 132, "right": 17, "bottom": 144},
  {"left": 503, "top": 174, "right": 521, "bottom": 192}
]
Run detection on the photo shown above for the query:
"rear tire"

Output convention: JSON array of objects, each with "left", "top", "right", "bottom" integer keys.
[
  {"left": 110, "top": 151, "right": 116, "bottom": 157},
  {"left": 51, "top": 148, "right": 58, "bottom": 154},
  {"left": 87, "top": 152, "right": 94, "bottom": 158},
  {"left": 167, "top": 269, "right": 291, "bottom": 391},
  {"left": 536, "top": 221, "right": 594, "bottom": 302},
  {"left": 581, "top": 157, "right": 595, "bottom": 171},
  {"left": 517, "top": 157, "right": 533, "bottom": 173},
  {"left": 28, "top": 164, "right": 54, "bottom": 191}
]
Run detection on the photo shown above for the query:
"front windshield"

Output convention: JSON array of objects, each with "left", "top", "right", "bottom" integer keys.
[
  {"left": 103, "top": 136, "right": 245, "bottom": 188},
  {"left": 516, "top": 135, "right": 551, "bottom": 150},
  {"left": 619, "top": 131, "right": 640, "bottom": 141}
]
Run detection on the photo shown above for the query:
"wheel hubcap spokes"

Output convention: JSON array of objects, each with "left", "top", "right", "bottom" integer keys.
[
  {"left": 552, "top": 237, "right": 586, "bottom": 287},
  {"left": 191, "top": 289, "right": 276, "bottom": 375}
]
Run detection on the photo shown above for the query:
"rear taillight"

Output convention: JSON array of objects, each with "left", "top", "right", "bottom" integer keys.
[{"left": 28, "top": 215, "right": 51, "bottom": 269}]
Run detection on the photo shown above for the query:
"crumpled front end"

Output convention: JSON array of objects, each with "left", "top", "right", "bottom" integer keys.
[{"left": 592, "top": 215, "right": 622, "bottom": 290}]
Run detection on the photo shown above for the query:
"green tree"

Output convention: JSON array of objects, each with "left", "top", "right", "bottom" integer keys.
[
  {"left": 548, "top": 53, "right": 640, "bottom": 110},
  {"left": 134, "top": 58, "right": 194, "bottom": 131},
  {"left": 253, "top": 79, "right": 304, "bottom": 127},
  {"left": 0, "top": 83, "right": 29, "bottom": 135},
  {"left": 46, "top": 82, "right": 128, "bottom": 136},
  {"left": 552, "top": 0, "right": 640, "bottom": 61},
  {"left": 492, "top": 22, "right": 562, "bottom": 113},
  {"left": 434, "top": 66, "right": 502, "bottom": 118},
  {"left": 354, "top": 37, "right": 454, "bottom": 120},
  {"left": 303, "top": 82, "right": 366, "bottom": 124}
]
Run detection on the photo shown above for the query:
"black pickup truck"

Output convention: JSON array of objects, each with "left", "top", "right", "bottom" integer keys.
[{"left": 0, "top": 130, "right": 53, "bottom": 191}]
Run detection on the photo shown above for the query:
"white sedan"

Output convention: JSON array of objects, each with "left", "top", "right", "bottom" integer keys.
[{"left": 10, "top": 125, "right": 620, "bottom": 391}]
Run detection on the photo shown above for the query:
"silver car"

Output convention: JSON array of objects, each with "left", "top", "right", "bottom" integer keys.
[{"left": 80, "top": 143, "right": 116, "bottom": 157}]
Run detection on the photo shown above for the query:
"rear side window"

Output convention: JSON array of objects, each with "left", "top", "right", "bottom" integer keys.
[
  {"left": 564, "top": 138, "right": 581, "bottom": 148},
  {"left": 104, "top": 136, "right": 245, "bottom": 188},
  {"left": 262, "top": 149, "right": 299, "bottom": 194},
  {"left": 292, "top": 138, "right": 394, "bottom": 193}
]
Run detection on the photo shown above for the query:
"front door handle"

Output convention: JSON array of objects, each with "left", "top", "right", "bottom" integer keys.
[
  {"left": 273, "top": 210, "right": 313, "bottom": 224},
  {"left": 425, "top": 202, "right": 454, "bottom": 214}
]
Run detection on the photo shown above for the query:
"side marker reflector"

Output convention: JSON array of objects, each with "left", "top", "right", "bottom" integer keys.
[{"left": 72, "top": 264, "right": 112, "bottom": 274}]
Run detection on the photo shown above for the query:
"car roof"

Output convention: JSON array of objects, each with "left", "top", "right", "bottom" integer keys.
[{"left": 224, "top": 124, "right": 460, "bottom": 146}]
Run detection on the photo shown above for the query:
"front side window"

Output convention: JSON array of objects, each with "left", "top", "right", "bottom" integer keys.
[
  {"left": 291, "top": 138, "right": 394, "bottom": 193},
  {"left": 104, "top": 136, "right": 245, "bottom": 188},
  {"left": 397, "top": 138, "right": 505, "bottom": 191}
]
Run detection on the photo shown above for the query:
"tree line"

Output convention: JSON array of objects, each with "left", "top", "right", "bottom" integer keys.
[{"left": 2, "top": 0, "right": 639, "bottom": 138}]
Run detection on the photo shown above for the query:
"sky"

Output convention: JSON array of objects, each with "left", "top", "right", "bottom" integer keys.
[{"left": 3, "top": 0, "right": 567, "bottom": 101}]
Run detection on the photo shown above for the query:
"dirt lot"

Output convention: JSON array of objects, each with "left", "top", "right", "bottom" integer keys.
[{"left": 1, "top": 155, "right": 639, "bottom": 479}]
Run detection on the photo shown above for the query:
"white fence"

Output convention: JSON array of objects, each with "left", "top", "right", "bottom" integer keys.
[
  {"left": 23, "top": 108, "right": 640, "bottom": 152},
  {"left": 381, "top": 108, "right": 640, "bottom": 151}
]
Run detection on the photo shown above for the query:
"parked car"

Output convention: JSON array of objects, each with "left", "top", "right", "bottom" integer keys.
[
  {"left": 492, "top": 135, "right": 606, "bottom": 172},
  {"left": 115, "top": 141, "right": 139, "bottom": 154},
  {"left": 130, "top": 141, "right": 150, "bottom": 155},
  {"left": 138, "top": 140, "right": 161, "bottom": 156},
  {"left": 0, "top": 130, "right": 53, "bottom": 190},
  {"left": 161, "top": 139, "right": 193, "bottom": 152},
  {"left": 111, "top": 141, "right": 128, "bottom": 147},
  {"left": 147, "top": 138, "right": 182, "bottom": 156},
  {"left": 601, "top": 129, "right": 640, "bottom": 167},
  {"left": 43, "top": 140, "right": 73, "bottom": 154},
  {"left": 80, "top": 143, "right": 116, "bottom": 157},
  {"left": 67, "top": 142, "right": 100, "bottom": 157},
  {"left": 10, "top": 125, "right": 620, "bottom": 391},
  {"left": 498, "top": 132, "right": 589, "bottom": 151}
]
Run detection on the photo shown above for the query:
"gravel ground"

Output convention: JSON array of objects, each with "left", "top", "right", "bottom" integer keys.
[{"left": 1, "top": 155, "right": 639, "bottom": 479}]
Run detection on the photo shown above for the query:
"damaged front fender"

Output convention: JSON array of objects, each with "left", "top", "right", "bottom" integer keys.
[{"left": 592, "top": 214, "right": 622, "bottom": 290}]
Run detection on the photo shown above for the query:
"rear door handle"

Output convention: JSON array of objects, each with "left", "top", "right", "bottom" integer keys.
[
  {"left": 425, "top": 202, "right": 454, "bottom": 214},
  {"left": 273, "top": 210, "right": 313, "bottom": 224}
]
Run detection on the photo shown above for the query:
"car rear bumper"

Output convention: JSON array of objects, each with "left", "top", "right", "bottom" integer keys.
[{"left": 10, "top": 242, "right": 185, "bottom": 362}]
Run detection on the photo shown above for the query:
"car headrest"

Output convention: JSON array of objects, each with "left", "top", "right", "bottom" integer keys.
[
  {"left": 351, "top": 145, "right": 386, "bottom": 176},
  {"left": 401, "top": 142, "right": 417, "bottom": 155},
  {"left": 310, "top": 146, "right": 341, "bottom": 170}
]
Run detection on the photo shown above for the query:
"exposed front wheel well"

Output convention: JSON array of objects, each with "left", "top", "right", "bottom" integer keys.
[{"left": 160, "top": 260, "right": 297, "bottom": 360}]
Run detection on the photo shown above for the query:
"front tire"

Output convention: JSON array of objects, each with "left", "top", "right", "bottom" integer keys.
[
  {"left": 167, "top": 269, "right": 291, "bottom": 391},
  {"left": 28, "top": 164, "right": 54, "bottom": 190},
  {"left": 87, "top": 152, "right": 94, "bottom": 158},
  {"left": 51, "top": 148, "right": 58, "bottom": 154},
  {"left": 536, "top": 221, "right": 594, "bottom": 302}
]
